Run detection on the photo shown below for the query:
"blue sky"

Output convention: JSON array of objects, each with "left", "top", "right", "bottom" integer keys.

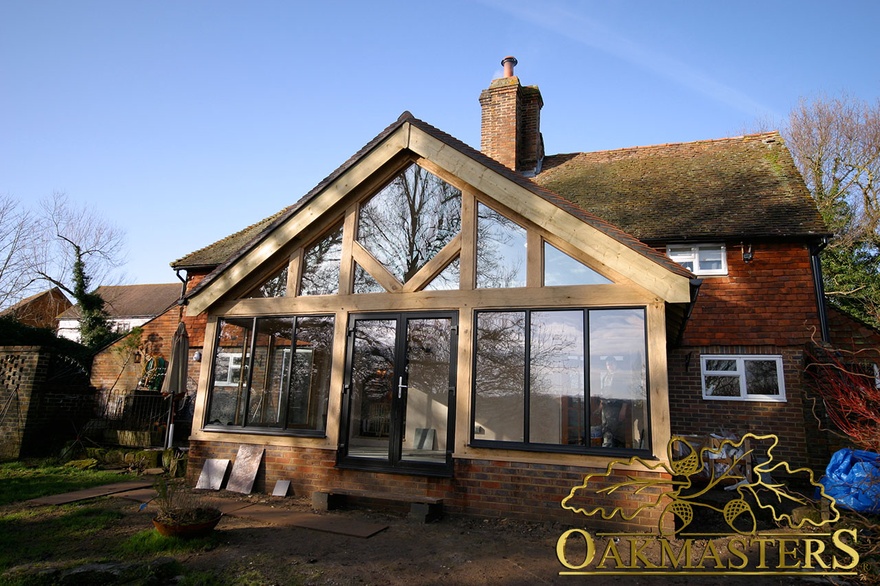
[{"left": 2, "top": 1, "right": 878, "bottom": 287}]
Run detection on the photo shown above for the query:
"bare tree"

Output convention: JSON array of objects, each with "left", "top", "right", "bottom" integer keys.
[
  {"left": 784, "top": 95, "right": 880, "bottom": 326},
  {"left": 0, "top": 195, "right": 36, "bottom": 309},
  {"left": 28, "top": 192, "right": 127, "bottom": 347},
  {"left": 787, "top": 94, "right": 880, "bottom": 249}
]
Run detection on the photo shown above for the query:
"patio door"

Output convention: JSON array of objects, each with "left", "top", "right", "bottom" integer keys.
[{"left": 341, "top": 312, "right": 457, "bottom": 474}]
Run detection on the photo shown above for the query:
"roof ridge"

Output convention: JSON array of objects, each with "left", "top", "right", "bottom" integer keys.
[{"left": 549, "top": 131, "right": 783, "bottom": 159}]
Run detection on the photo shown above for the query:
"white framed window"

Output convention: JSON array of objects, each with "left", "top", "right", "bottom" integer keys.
[
  {"left": 667, "top": 243, "right": 727, "bottom": 276},
  {"left": 701, "top": 355, "right": 786, "bottom": 402},
  {"left": 213, "top": 353, "right": 245, "bottom": 386}
]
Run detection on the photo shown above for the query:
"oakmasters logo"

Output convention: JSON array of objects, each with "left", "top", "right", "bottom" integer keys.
[{"left": 555, "top": 434, "right": 859, "bottom": 577}]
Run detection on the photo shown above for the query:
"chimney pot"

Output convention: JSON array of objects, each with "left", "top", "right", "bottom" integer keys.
[{"left": 501, "top": 56, "right": 518, "bottom": 78}]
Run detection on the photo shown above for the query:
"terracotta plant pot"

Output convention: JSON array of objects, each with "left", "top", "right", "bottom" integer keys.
[{"left": 152, "top": 509, "right": 222, "bottom": 538}]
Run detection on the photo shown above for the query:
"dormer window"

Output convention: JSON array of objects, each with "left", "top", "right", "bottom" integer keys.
[{"left": 666, "top": 243, "right": 727, "bottom": 276}]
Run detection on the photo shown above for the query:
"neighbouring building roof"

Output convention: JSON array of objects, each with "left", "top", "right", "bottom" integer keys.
[
  {"left": 57, "top": 283, "right": 181, "bottom": 321},
  {"left": 535, "top": 132, "right": 828, "bottom": 243},
  {"left": 0, "top": 287, "right": 72, "bottom": 329}
]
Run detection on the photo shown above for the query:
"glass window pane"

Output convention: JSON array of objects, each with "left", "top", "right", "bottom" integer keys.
[
  {"left": 589, "top": 309, "right": 647, "bottom": 449},
  {"left": 698, "top": 246, "right": 724, "bottom": 271},
  {"left": 245, "top": 265, "right": 288, "bottom": 298},
  {"left": 207, "top": 318, "right": 253, "bottom": 426},
  {"left": 476, "top": 204, "right": 527, "bottom": 288},
  {"left": 348, "top": 319, "right": 396, "bottom": 458},
  {"left": 402, "top": 318, "right": 453, "bottom": 462},
  {"left": 353, "top": 264, "right": 384, "bottom": 294},
  {"left": 423, "top": 257, "right": 460, "bottom": 291},
  {"left": 287, "top": 316, "right": 334, "bottom": 431},
  {"left": 474, "top": 312, "right": 526, "bottom": 441},
  {"left": 529, "top": 311, "right": 585, "bottom": 445},
  {"left": 300, "top": 224, "right": 343, "bottom": 296},
  {"left": 705, "top": 375, "right": 741, "bottom": 397},
  {"left": 544, "top": 243, "right": 611, "bottom": 286},
  {"left": 744, "top": 360, "right": 780, "bottom": 395},
  {"left": 247, "top": 318, "right": 294, "bottom": 428},
  {"left": 357, "top": 164, "right": 461, "bottom": 285},
  {"left": 667, "top": 246, "right": 695, "bottom": 271},
  {"left": 706, "top": 359, "right": 737, "bottom": 372}
]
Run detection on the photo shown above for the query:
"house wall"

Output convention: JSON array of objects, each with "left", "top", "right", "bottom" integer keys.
[
  {"left": 680, "top": 242, "right": 820, "bottom": 347},
  {"left": 0, "top": 346, "right": 94, "bottom": 459},
  {"left": 89, "top": 273, "right": 209, "bottom": 436},
  {"left": 187, "top": 439, "right": 672, "bottom": 532},
  {"left": 667, "top": 241, "right": 827, "bottom": 470}
]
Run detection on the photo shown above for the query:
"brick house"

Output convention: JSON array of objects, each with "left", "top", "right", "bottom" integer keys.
[
  {"left": 57, "top": 283, "right": 181, "bottom": 343},
  {"left": 0, "top": 287, "right": 72, "bottom": 330},
  {"left": 94, "top": 59, "right": 869, "bottom": 529}
]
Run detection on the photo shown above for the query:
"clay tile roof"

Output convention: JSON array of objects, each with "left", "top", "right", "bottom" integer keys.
[
  {"left": 535, "top": 132, "right": 828, "bottom": 242},
  {"left": 57, "top": 283, "right": 181, "bottom": 320}
]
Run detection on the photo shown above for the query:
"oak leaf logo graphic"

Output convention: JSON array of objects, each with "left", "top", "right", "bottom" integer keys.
[{"left": 560, "top": 434, "right": 840, "bottom": 536}]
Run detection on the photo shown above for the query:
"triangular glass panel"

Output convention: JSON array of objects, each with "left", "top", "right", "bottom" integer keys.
[
  {"left": 476, "top": 203, "right": 526, "bottom": 289},
  {"left": 300, "top": 224, "right": 343, "bottom": 296},
  {"left": 357, "top": 164, "right": 461, "bottom": 285},
  {"left": 423, "top": 257, "right": 460, "bottom": 291},
  {"left": 354, "top": 263, "right": 384, "bottom": 294},
  {"left": 544, "top": 243, "right": 612, "bottom": 286},
  {"left": 245, "top": 265, "right": 288, "bottom": 298}
]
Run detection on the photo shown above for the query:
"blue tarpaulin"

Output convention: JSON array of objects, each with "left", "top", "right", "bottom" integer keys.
[{"left": 820, "top": 448, "right": 880, "bottom": 514}]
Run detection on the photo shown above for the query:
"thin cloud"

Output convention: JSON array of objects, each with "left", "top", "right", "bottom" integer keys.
[{"left": 481, "top": 0, "right": 780, "bottom": 119}]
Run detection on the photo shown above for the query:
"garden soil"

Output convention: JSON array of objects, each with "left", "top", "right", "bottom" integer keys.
[{"left": 2, "top": 485, "right": 846, "bottom": 585}]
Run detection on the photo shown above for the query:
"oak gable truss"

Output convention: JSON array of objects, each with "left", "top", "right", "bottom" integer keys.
[{"left": 185, "top": 114, "right": 693, "bottom": 316}]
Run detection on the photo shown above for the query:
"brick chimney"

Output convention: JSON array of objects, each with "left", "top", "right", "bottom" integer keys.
[{"left": 479, "top": 56, "right": 544, "bottom": 175}]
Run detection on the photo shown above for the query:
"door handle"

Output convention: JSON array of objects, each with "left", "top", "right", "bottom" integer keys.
[{"left": 398, "top": 376, "right": 407, "bottom": 399}]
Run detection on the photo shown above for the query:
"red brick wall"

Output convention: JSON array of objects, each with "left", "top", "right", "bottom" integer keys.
[
  {"left": 187, "top": 441, "right": 673, "bottom": 532},
  {"left": 667, "top": 346, "right": 821, "bottom": 469},
  {"left": 827, "top": 306, "right": 880, "bottom": 350},
  {"left": 1, "top": 346, "right": 95, "bottom": 458},
  {"left": 90, "top": 270, "right": 211, "bottom": 396},
  {"left": 680, "top": 242, "right": 821, "bottom": 347},
  {"left": 665, "top": 241, "right": 831, "bottom": 470}
]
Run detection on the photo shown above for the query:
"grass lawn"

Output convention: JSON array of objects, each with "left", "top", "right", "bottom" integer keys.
[{"left": 0, "top": 461, "right": 134, "bottom": 506}]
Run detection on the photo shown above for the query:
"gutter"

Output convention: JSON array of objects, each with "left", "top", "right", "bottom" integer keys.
[
  {"left": 810, "top": 238, "right": 830, "bottom": 343},
  {"left": 174, "top": 270, "right": 188, "bottom": 305}
]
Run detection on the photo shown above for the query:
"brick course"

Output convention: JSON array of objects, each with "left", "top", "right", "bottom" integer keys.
[
  {"left": 187, "top": 440, "right": 673, "bottom": 532},
  {"left": 1, "top": 346, "right": 94, "bottom": 459}
]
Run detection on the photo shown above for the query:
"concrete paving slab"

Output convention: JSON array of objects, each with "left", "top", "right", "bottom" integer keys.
[
  {"left": 226, "top": 504, "right": 388, "bottom": 538},
  {"left": 27, "top": 481, "right": 154, "bottom": 505}
]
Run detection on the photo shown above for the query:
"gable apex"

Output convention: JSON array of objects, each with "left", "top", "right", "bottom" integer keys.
[{"left": 183, "top": 114, "right": 693, "bottom": 314}]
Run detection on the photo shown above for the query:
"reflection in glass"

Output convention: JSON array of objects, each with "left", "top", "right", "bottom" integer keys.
[
  {"left": 423, "top": 257, "right": 460, "bottom": 291},
  {"left": 544, "top": 243, "right": 611, "bottom": 286},
  {"left": 205, "top": 316, "right": 334, "bottom": 433},
  {"left": 705, "top": 376, "right": 741, "bottom": 397},
  {"left": 353, "top": 264, "right": 384, "bottom": 294},
  {"left": 473, "top": 312, "right": 526, "bottom": 441},
  {"left": 247, "top": 318, "right": 294, "bottom": 428},
  {"left": 207, "top": 318, "right": 254, "bottom": 426},
  {"left": 529, "top": 311, "right": 585, "bottom": 445},
  {"left": 300, "top": 224, "right": 343, "bottom": 296},
  {"left": 287, "top": 316, "right": 334, "bottom": 431},
  {"left": 476, "top": 204, "right": 526, "bottom": 288},
  {"left": 402, "top": 318, "right": 452, "bottom": 462},
  {"left": 348, "top": 319, "right": 396, "bottom": 458},
  {"left": 589, "top": 309, "right": 647, "bottom": 449},
  {"left": 745, "top": 360, "right": 780, "bottom": 396},
  {"left": 357, "top": 164, "right": 461, "bottom": 286},
  {"left": 245, "top": 265, "right": 288, "bottom": 298}
]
